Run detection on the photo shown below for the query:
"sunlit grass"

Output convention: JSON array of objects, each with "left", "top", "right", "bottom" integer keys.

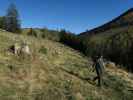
[{"left": 0, "top": 30, "right": 132, "bottom": 100}]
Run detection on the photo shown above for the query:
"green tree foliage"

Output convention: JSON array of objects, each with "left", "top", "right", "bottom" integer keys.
[
  {"left": 82, "top": 27, "right": 133, "bottom": 72},
  {"left": 59, "top": 27, "right": 133, "bottom": 72},
  {"left": 5, "top": 3, "right": 21, "bottom": 33},
  {"left": 0, "top": 16, "right": 6, "bottom": 29},
  {"left": 59, "top": 30, "right": 85, "bottom": 52},
  {"left": 40, "top": 27, "right": 60, "bottom": 41},
  {"left": 103, "top": 30, "right": 133, "bottom": 72}
]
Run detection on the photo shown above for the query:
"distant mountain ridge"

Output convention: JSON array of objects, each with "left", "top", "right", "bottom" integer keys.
[{"left": 80, "top": 8, "right": 133, "bottom": 36}]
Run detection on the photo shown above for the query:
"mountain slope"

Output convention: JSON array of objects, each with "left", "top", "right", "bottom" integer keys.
[
  {"left": 77, "top": 8, "right": 133, "bottom": 72},
  {"left": 0, "top": 29, "right": 133, "bottom": 100},
  {"left": 80, "top": 8, "right": 133, "bottom": 37}
]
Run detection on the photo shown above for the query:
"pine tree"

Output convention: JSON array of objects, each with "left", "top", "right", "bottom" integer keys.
[
  {"left": 5, "top": 3, "right": 21, "bottom": 33},
  {"left": 0, "top": 16, "right": 6, "bottom": 30}
]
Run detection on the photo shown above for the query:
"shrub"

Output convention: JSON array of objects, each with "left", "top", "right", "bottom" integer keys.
[
  {"left": 27, "top": 28, "right": 37, "bottom": 37},
  {"left": 39, "top": 46, "right": 47, "bottom": 54}
]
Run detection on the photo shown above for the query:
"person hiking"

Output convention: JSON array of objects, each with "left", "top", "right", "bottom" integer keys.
[{"left": 92, "top": 55, "right": 105, "bottom": 87}]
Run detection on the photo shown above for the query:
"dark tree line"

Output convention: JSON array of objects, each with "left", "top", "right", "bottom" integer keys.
[
  {"left": 59, "top": 30, "right": 86, "bottom": 53},
  {"left": 59, "top": 28, "right": 133, "bottom": 72}
]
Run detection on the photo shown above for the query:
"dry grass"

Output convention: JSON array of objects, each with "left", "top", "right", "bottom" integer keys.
[{"left": 0, "top": 30, "right": 133, "bottom": 100}]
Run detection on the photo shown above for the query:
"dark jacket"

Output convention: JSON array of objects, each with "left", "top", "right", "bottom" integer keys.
[{"left": 95, "top": 57, "right": 105, "bottom": 76}]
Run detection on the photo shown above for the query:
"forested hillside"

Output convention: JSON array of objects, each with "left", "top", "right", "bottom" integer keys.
[{"left": 58, "top": 8, "right": 133, "bottom": 72}]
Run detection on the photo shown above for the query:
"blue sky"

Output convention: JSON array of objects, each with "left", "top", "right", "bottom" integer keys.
[{"left": 0, "top": 0, "right": 133, "bottom": 34}]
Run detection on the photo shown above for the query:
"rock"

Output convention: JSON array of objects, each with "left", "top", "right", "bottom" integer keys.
[
  {"left": 10, "top": 42, "right": 31, "bottom": 56},
  {"left": 9, "top": 43, "right": 21, "bottom": 55},
  {"left": 105, "top": 61, "right": 116, "bottom": 68},
  {"left": 75, "top": 92, "right": 84, "bottom": 100},
  {"left": 20, "top": 43, "right": 31, "bottom": 55},
  {"left": 14, "top": 43, "right": 21, "bottom": 55}
]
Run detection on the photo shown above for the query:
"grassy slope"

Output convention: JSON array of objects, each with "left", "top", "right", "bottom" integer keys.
[{"left": 0, "top": 29, "right": 133, "bottom": 100}]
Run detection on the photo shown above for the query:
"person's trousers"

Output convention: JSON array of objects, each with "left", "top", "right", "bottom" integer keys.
[{"left": 93, "top": 76, "right": 103, "bottom": 87}]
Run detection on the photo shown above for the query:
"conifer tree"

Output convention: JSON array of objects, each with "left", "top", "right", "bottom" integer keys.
[
  {"left": 5, "top": 3, "right": 21, "bottom": 33},
  {"left": 0, "top": 16, "right": 6, "bottom": 29}
]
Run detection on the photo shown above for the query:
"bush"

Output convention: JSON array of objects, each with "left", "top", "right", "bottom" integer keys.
[
  {"left": 59, "top": 30, "right": 85, "bottom": 53},
  {"left": 40, "top": 28, "right": 60, "bottom": 41},
  {"left": 39, "top": 46, "right": 47, "bottom": 54},
  {"left": 27, "top": 28, "right": 37, "bottom": 37}
]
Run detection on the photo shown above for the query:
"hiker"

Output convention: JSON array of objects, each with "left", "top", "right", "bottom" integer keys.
[{"left": 92, "top": 55, "right": 105, "bottom": 87}]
